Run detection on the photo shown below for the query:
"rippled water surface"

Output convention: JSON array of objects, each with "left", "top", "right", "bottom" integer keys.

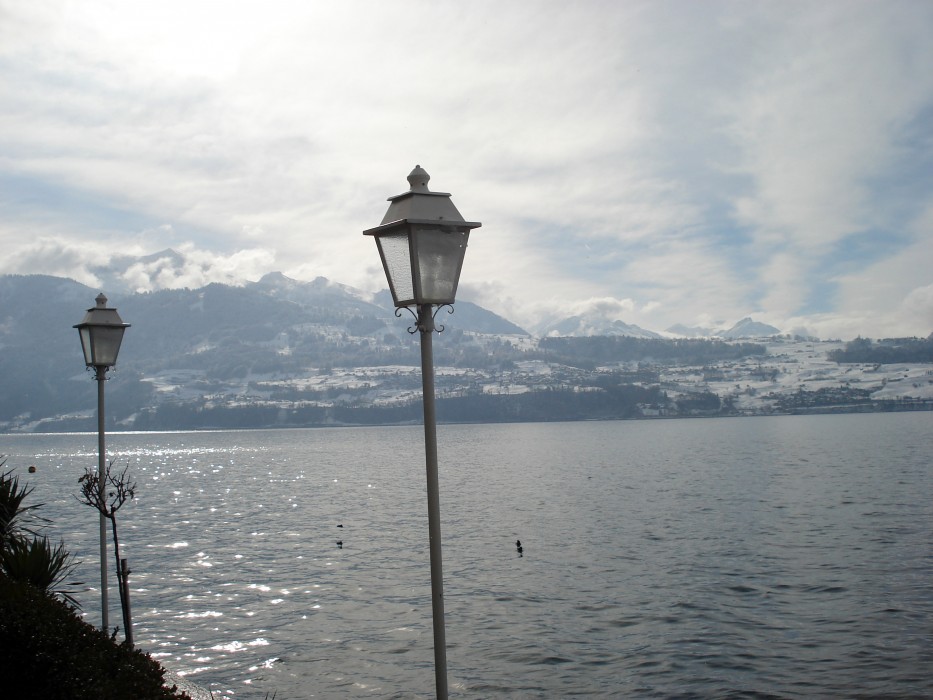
[{"left": 3, "top": 413, "right": 931, "bottom": 698}]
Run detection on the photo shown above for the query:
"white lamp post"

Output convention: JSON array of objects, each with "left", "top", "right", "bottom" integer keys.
[
  {"left": 75, "top": 293, "right": 130, "bottom": 631},
  {"left": 364, "top": 165, "right": 481, "bottom": 699}
]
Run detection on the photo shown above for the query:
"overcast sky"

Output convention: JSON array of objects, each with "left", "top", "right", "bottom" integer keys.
[{"left": 2, "top": 1, "right": 931, "bottom": 338}]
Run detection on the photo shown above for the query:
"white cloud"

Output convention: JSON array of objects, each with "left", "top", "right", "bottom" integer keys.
[
  {"left": 0, "top": 1, "right": 931, "bottom": 338},
  {"left": 0, "top": 237, "right": 118, "bottom": 288},
  {"left": 119, "top": 244, "right": 276, "bottom": 292},
  {"left": 725, "top": 4, "right": 933, "bottom": 250},
  {"left": 829, "top": 219, "right": 933, "bottom": 338},
  {"left": 0, "top": 233, "right": 275, "bottom": 293},
  {"left": 903, "top": 284, "right": 933, "bottom": 326},
  {"left": 758, "top": 252, "right": 810, "bottom": 321}
]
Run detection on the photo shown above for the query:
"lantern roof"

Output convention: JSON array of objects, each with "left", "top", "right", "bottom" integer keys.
[
  {"left": 74, "top": 293, "right": 130, "bottom": 329},
  {"left": 367, "top": 165, "right": 482, "bottom": 232}
]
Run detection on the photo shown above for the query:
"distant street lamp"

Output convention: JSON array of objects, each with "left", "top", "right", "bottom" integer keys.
[
  {"left": 75, "top": 293, "right": 130, "bottom": 631},
  {"left": 364, "top": 165, "right": 481, "bottom": 699}
]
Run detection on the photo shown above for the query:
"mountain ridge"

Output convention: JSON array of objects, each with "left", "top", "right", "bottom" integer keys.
[
  {"left": 0, "top": 273, "right": 929, "bottom": 433},
  {"left": 68, "top": 249, "right": 782, "bottom": 339}
]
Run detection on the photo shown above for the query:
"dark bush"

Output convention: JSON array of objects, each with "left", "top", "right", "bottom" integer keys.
[{"left": 0, "top": 577, "right": 191, "bottom": 699}]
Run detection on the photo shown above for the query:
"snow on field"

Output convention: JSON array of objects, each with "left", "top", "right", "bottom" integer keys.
[{"left": 136, "top": 337, "right": 931, "bottom": 416}]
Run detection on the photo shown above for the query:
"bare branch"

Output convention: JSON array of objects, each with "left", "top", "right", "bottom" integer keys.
[{"left": 77, "top": 461, "right": 136, "bottom": 520}]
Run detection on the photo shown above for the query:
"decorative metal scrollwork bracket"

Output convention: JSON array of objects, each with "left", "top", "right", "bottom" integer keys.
[
  {"left": 396, "top": 304, "right": 454, "bottom": 334},
  {"left": 87, "top": 365, "right": 115, "bottom": 380}
]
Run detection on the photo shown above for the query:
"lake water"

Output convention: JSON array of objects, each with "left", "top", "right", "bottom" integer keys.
[{"left": 2, "top": 413, "right": 931, "bottom": 698}]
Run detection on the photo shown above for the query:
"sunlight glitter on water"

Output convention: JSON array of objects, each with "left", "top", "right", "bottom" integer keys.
[
  {"left": 211, "top": 639, "right": 271, "bottom": 653},
  {"left": 4, "top": 417, "right": 930, "bottom": 698}
]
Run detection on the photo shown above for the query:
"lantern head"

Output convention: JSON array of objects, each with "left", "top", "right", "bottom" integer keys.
[
  {"left": 364, "top": 165, "right": 481, "bottom": 307},
  {"left": 74, "top": 293, "right": 130, "bottom": 368}
]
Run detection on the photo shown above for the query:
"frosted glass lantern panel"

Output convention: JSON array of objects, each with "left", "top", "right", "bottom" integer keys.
[{"left": 376, "top": 233, "right": 415, "bottom": 306}]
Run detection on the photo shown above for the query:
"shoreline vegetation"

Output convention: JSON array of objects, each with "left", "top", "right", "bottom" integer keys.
[
  {"left": 0, "top": 467, "right": 193, "bottom": 699},
  {"left": 0, "top": 578, "right": 194, "bottom": 699}
]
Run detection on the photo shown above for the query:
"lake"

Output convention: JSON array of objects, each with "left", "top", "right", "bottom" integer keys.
[{"left": 2, "top": 413, "right": 931, "bottom": 698}]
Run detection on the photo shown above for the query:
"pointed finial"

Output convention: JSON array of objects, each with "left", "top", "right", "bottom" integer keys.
[
  {"left": 407, "top": 165, "right": 430, "bottom": 193},
  {"left": 95, "top": 293, "right": 108, "bottom": 308}
]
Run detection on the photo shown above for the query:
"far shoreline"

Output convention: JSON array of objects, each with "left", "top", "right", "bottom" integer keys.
[{"left": 3, "top": 402, "right": 931, "bottom": 437}]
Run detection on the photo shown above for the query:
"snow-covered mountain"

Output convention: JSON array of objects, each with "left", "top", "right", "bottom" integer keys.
[
  {"left": 0, "top": 271, "right": 529, "bottom": 431},
  {"left": 719, "top": 317, "right": 781, "bottom": 339},
  {"left": 541, "top": 315, "right": 661, "bottom": 338},
  {"left": 1, "top": 272, "right": 929, "bottom": 433},
  {"left": 666, "top": 318, "right": 782, "bottom": 339},
  {"left": 80, "top": 250, "right": 530, "bottom": 335},
  {"left": 79, "top": 249, "right": 786, "bottom": 341},
  {"left": 541, "top": 315, "right": 781, "bottom": 341}
]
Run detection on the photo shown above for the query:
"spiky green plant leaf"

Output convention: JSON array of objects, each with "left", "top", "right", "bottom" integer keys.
[
  {"left": 1, "top": 535, "right": 81, "bottom": 608},
  {"left": 0, "top": 465, "right": 46, "bottom": 549}
]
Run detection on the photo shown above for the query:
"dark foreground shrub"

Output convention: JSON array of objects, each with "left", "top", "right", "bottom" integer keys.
[{"left": 0, "top": 577, "right": 191, "bottom": 699}]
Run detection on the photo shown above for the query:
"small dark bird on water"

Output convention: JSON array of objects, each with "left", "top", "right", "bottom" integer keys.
[
  {"left": 516, "top": 539, "right": 523, "bottom": 555},
  {"left": 336, "top": 540, "right": 343, "bottom": 548},
  {"left": 337, "top": 524, "right": 343, "bottom": 528}
]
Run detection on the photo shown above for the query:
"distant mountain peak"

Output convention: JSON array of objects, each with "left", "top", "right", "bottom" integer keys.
[
  {"left": 257, "top": 271, "right": 298, "bottom": 286},
  {"left": 719, "top": 317, "right": 781, "bottom": 338},
  {"left": 138, "top": 248, "right": 184, "bottom": 264},
  {"left": 542, "top": 315, "right": 660, "bottom": 338}
]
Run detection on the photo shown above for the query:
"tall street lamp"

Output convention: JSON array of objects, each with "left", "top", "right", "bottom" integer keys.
[
  {"left": 364, "top": 165, "right": 481, "bottom": 699},
  {"left": 75, "top": 293, "right": 130, "bottom": 631}
]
